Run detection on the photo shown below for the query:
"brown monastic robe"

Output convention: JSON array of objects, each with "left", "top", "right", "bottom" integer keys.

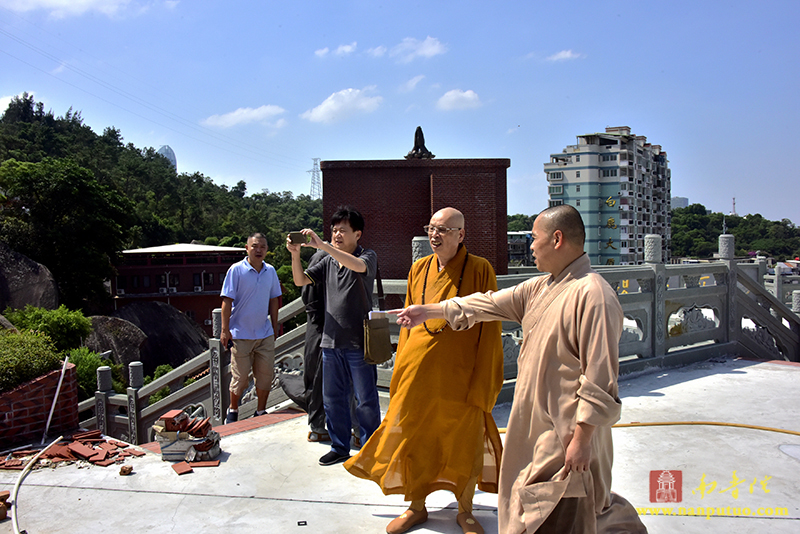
[
  {"left": 442, "top": 253, "right": 647, "bottom": 534},
  {"left": 345, "top": 246, "right": 505, "bottom": 501}
]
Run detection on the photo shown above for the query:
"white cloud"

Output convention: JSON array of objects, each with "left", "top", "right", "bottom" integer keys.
[
  {"left": 202, "top": 105, "right": 286, "bottom": 129},
  {"left": 437, "top": 89, "right": 481, "bottom": 111},
  {"left": 314, "top": 47, "right": 330, "bottom": 58},
  {"left": 165, "top": 1, "right": 179, "bottom": 9},
  {"left": 546, "top": 50, "right": 583, "bottom": 62},
  {"left": 0, "top": 95, "right": 16, "bottom": 113},
  {"left": 300, "top": 87, "right": 382, "bottom": 124},
  {"left": 390, "top": 36, "right": 447, "bottom": 63},
  {"left": 367, "top": 46, "right": 387, "bottom": 58},
  {"left": 335, "top": 42, "right": 357, "bottom": 56},
  {"left": 400, "top": 75, "right": 425, "bottom": 93},
  {"left": 0, "top": 0, "right": 134, "bottom": 18}
]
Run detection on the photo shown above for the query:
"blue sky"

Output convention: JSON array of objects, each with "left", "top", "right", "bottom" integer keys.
[{"left": 2, "top": 0, "right": 799, "bottom": 225}]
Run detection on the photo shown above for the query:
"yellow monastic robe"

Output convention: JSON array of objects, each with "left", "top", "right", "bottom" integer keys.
[
  {"left": 441, "top": 253, "right": 647, "bottom": 534},
  {"left": 344, "top": 246, "right": 504, "bottom": 501}
]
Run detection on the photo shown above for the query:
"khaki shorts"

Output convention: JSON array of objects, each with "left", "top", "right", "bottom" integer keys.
[{"left": 230, "top": 336, "right": 275, "bottom": 396}]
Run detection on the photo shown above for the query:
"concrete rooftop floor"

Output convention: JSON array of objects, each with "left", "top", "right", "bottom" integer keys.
[{"left": 2, "top": 356, "right": 799, "bottom": 533}]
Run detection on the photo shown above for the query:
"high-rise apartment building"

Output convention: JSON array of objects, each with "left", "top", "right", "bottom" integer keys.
[{"left": 543, "top": 126, "right": 671, "bottom": 265}]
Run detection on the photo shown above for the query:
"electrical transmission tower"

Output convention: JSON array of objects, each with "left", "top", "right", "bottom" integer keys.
[{"left": 308, "top": 158, "right": 322, "bottom": 200}]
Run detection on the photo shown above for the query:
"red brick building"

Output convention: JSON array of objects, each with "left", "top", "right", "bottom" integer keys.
[
  {"left": 111, "top": 244, "right": 245, "bottom": 336},
  {"left": 320, "top": 158, "right": 511, "bottom": 280}
]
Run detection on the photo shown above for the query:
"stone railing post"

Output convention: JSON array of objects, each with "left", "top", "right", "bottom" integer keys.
[
  {"left": 209, "top": 307, "right": 230, "bottom": 426},
  {"left": 126, "top": 361, "right": 144, "bottom": 444},
  {"left": 412, "top": 236, "right": 432, "bottom": 264},
  {"left": 212, "top": 307, "right": 222, "bottom": 338},
  {"left": 774, "top": 263, "right": 784, "bottom": 307},
  {"left": 756, "top": 255, "right": 767, "bottom": 284},
  {"left": 718, "top": 234, "right": 734, "bottom": 261},
  {"left": 645, "top": 235, "right": 666, "bottom": 358},
  {"left": 793, "top": 290, "right": 800, "bottom": 316},
  {"left": 719, "top": 234, "right": 737, "bottom": 342},
  {"left": 95, "top": 366, "right": 114, "bottom": 436}
]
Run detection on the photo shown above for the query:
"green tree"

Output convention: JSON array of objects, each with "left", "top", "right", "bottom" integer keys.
[
  {"left": 67, "top": 347, "right": 107, "bottom": 400},
  {"left": 0, "top": 158, "right": 133, "bottom": 310},
  {"left": 508, "top": 213, "right": 536, "bottom": 232}
]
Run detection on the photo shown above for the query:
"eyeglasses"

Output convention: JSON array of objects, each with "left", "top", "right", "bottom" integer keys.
[{"left": 424, "top": 225, "right": 461, "bottom": 235}]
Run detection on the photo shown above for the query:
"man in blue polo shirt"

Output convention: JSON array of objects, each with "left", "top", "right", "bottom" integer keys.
[
  {"left": 220, "top": 232, "right": 282, "bottom": 424},
  {"left": 287, "top": 206, "right": 381, "bottom": 466}
]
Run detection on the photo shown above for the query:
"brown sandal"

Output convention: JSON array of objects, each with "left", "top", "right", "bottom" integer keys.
[
  {"left": 386, "top": 507, "right": 428, "bottom": 534},
  {"left": 456, "top": 512, "right": 484, "bottom": 534}
]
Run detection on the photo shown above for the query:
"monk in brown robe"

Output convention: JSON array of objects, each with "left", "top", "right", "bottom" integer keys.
[
  {"left": 395, "top": 205, "right": 647, "bottom": 534},
  {"left": 345, "top": 208, "right": 504, "bottom": 534}
]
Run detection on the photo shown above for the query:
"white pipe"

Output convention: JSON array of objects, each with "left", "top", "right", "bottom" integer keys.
[
  {"left": 42, "top": 356, "right": 69, "bottom": 445},
  {"left": 11, "top": 435, "right": 62, "bottom": 534}
]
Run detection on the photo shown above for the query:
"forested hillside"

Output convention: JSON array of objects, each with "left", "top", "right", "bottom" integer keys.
[
  {"left": 670, "top": 204, "right": 800, "bottom": 260},
  {"left": 0, "top": 93, "right": 321, "bottom": 311},
  {"left": 508, "top": 205, "right": 800, "bottom": 261}
]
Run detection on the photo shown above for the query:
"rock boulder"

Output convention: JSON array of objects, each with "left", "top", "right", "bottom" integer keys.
[
  {"left": 85, "top": 316, "right": 147, "bottom": 373},
  {"left": 0, "top": 242, "right": 59, "bottom": 311},
  {"left": 112, "top": 301, "right": 209, "bottom": 376}
]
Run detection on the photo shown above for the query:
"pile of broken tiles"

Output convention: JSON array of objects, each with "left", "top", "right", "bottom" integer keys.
[
  {"left": 0, "top": 429, "right": 145, "bottom": 472},
  {"left": 152, "top": 409, "right": 221, "bottom": 464}
]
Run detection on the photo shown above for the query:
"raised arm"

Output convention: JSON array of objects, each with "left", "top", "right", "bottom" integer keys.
[{"left": 301, "top": 228, "right": 367, "bottom": 273}]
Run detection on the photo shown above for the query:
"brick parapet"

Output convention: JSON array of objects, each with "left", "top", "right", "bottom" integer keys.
[{"left": 0, "top": 362, "right": 79, "bottom": 447}]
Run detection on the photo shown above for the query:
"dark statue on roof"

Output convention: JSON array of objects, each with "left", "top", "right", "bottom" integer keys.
[{"left": 405, "top": 126, "right": 435, "bottom": 159}]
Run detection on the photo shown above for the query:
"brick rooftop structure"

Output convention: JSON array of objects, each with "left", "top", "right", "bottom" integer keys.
[
  {"left": 0, "top": 362, "right": 79, "bottom": 448},
  {"left": 320, "top": 158, "right": 511, "bottom": 281}
]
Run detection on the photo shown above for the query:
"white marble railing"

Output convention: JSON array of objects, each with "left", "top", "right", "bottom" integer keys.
[{"left": 82, "top": 239, "right": 800, "bottom": 443}]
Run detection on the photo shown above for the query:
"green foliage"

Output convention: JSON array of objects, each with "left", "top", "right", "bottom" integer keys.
[
  {"left": 3, "top": 305, "right": 92, "bottom": 352},
  {"left": 143, "top": 363, "right": 174, "bottom": 405},
  {"left": 0, "top": 330, "right": 61, "bottom": 393},
  {"left": 671, "top": 204, "right": 800, "bottom": 260},
  {"left": 204, "top": 236, "right": 219, "bottom": 246},
  {"left": 143, "top": 363, "right": 174, "bottom": 385},
  {"left": 153, "top": 364, "right": 174, "bottom": 380},
  {"left": 148, "top": 386, "right": 172, "bottom": 406},
  {"left": 508, "top": 213, "right": 536, "bottom": 232},
  {"left": 67, "top": 347, "right": 105, "bottom": 400}
]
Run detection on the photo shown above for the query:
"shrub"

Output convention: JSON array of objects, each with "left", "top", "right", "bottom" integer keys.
[
  {"left": 0, "top": 330, "right": 62, "bottom": 393},
  {"left": 144, "top": 363, "right": 174, "bottom": 405},
  {"left": 148, "top": 386, "right": 172, "bottom": 405},
  {"left": 4, "top": 305, "right": 92, "bottom": 352},
  {"left": 67, "top": 347, "right": 106, "bottom": 400}
]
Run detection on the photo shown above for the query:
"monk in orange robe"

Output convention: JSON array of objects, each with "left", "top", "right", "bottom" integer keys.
[{"left": 345, "top": 208, "right": 505, "bottom": 534}]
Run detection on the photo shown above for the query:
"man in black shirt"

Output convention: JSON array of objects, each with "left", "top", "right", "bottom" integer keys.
[{"left": 288, "top": 206, "right": 380, "bottom": 466}]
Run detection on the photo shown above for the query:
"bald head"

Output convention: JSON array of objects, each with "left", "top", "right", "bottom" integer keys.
[
  {"left": 433, "top": 207, "right": 464, "bottom": 228},
  {"left": 537, "top": 204, "right": 585, "bottom": 247},
  {"left": 428, "top": 207, "right": 465, "bottom": 267}
]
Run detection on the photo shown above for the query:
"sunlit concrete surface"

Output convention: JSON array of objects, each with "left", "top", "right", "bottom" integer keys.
[{"left": 1, "top": 357, "right": 798, "bottom": 533}]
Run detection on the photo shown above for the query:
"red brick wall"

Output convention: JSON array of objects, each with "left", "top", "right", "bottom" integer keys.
[
  {"left": 320, "top": 159, "right": 510, "bottom": 280},
  {"left": 0, "top": 362, "right": 79, "bottom": 447}
]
